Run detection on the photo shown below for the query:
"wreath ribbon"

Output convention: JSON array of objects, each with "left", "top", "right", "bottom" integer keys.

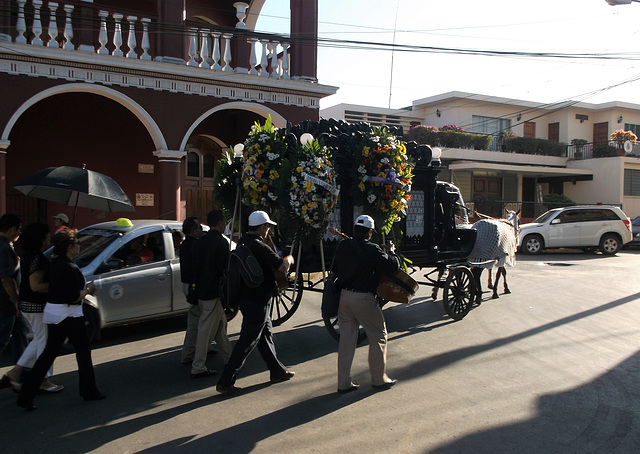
[
  {"left": 302, "top": 172, "right": 340, "bottom": 196},
  {"left": 362, "top": 167, "right": 410, "bottom": 191}
]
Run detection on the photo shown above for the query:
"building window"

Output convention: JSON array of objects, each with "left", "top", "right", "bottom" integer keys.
[
  {"left": 624, "top": 169, "right": 640, "bottom": 196},
  {"left": 203, "top": 154, "right": 214, "bottom": 178},
  {"left": 187, "top": 152, "right": 199, "bottom": 177},
  {"left": 624, "top": 123, "right": 640, "bottom": 137},
  {"left": 471, "top": 116, "right": 511, "bottom": 135}
]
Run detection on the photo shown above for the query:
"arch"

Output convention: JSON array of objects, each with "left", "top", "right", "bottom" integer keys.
[
  {"left": 179, "top": 101, "right": 286, "bottom": 151},
  {"left": 1, "top": 83, "right": 168, "bottom": 150}
]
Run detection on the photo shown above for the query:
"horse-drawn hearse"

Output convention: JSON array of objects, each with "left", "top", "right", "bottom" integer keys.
[{"left": 215, "top": 118, "right": 516, "bottom": 339}]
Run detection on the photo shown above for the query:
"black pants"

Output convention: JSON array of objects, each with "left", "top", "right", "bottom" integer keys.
[
  {"left": 218, "top": 299, "right": 286, "bottom": 386},
  {"left": 20, "top": 316, "right": 99, "bottom": 401}
]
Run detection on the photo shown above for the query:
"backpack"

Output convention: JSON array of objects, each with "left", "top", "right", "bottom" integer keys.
[{"left": 220, "top": 244, "right": 264, "bottom": 314}]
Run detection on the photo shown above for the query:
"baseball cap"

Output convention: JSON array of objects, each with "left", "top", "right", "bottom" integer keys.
[
  {"left": 248, "top": 211, "right": 277, "bottom": 227},
  {"left": 53, "top": 213, "right": 69, "bottom": 224},
  {"left": 354, "top": 215, "right": 375, "bottom": 230}
]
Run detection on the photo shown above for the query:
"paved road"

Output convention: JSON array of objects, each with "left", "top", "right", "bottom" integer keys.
[{"left": 1, "top": 249, "right": 640, "bottom": 453}]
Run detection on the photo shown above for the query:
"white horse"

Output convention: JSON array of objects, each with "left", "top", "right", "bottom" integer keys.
[{"left": 468, "top": 209, "right": 519, "bottom": 304}]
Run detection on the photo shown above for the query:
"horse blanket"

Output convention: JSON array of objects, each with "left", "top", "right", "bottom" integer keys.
[{"left": 467, "top": 219, "right": 517, "bottom": 269}]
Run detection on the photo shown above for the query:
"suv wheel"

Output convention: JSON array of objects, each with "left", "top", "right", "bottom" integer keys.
[
  {"left": 522, "top": 234, "right": 543, "bottom": 255},
  {"left": 599, "top": 234, "right": 621, "bottom": 255}
]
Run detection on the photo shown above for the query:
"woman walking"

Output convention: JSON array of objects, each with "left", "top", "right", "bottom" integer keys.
[{"left": 17, "top": 229, "right": 105, "bottom": 410}]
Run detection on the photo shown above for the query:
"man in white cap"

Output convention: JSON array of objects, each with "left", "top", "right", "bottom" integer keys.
[
  {"left": 332, "top": 214, "right": 400, "bottom": 393},
  {"left": 216, "top": 210, "right": 295, "bottom": 396},
  {"left": 52, "top": 213, "right": 69, "bottom": 234}
]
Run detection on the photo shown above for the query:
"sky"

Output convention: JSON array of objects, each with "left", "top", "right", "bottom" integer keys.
[{"left": 254, "top": 0, "right": 640, "bottom": 111}]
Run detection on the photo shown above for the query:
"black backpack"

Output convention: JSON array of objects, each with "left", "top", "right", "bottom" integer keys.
[{"left": 220, "top": 244, "right": 264, "bottom": 314}]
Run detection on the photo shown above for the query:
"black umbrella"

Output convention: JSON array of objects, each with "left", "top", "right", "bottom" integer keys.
[{"left": 14, "top": 165, "right": 135, "bottom": 226}]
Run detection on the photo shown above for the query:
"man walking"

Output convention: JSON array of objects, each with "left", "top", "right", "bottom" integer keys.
[
  {"left": 0, "top": 214, "right": 28, "bottom": 364},
  {"left": 190, "top": 210, "right": 231, "bottom": 378},
  {"left": 179, "top": 216, "right": 204, "bottom": 365},
  {"left": 332, "top": 215, "right": 399, "bottom": 393},
  {"left": 216, "top": 210, "right": 295, "bottom": 396}
]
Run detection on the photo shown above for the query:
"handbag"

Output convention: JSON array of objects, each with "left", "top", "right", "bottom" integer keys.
[{"left": 321, "top": 272, "right": 341, "bottom": 319}]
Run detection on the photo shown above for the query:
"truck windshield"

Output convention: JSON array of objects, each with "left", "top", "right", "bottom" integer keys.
[{"left": 75, "top": 229, "right": 123, "bottom": 268}]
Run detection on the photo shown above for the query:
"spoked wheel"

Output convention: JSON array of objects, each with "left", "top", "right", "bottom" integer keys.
[
  {"left": 323, "top": 296, "right": 381, "bottom": 344},
  {"left": 270, "top": 269, "right": 304, "bottom": 327},
  {"left": 443, "top": 266, "right": 476, "bottom": 321}
]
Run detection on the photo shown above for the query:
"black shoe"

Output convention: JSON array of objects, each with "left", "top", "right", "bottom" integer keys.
[
  {"left": 216, "top": 383, "right": 242, "bottom": 396},
  {"left": 337, "top": 383, "right": 360, "bottom": 394},
  {"left": 83, "top": 392, "right": 107, "bottom": 401},
  {"left": 372, "top": 379, "right": 397, "bottom": 390},
  {"left": 191, "top": 369, "right": 217, "bottom": 379},
  {"left": 0, "top": 374, "right": 10, "bottom": 389},
  {"left": 270, "top": 370, "right": 295, "bottom": 384},
  {"left": 16, "top": 394, "right": 36, "bottom": 411}
]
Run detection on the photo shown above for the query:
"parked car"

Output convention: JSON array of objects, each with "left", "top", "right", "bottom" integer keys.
[
  {"left": 50, "top": 219, "right": 196, "bottom": 342},
  {"left": 626, "top": 216, "right": 640, "bottom": 248},
  {"left": 518, "top": 206, "right": 632, "bottom": 255}
]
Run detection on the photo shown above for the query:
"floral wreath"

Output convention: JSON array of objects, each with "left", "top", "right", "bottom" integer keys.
[{"left": 351, "top": 127, "right": 414, "bottom": 234}]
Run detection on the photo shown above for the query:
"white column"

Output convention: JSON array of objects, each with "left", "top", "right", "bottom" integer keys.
[
  {"left": 97, "top": 10, "right": 108, "bottom": 54},
  {"left": 248, "top": 37, "right": 258, "bottom": 75},
  {"left": 222, "top": 33, "right": 233, "bottom": 72},
  {"left": 140, "top": 18, "right": 151, "bottom": 60},
  {"left": 15, "top": 0, "right": 27, "bottom": 44},
  {"left": 281, "top": 42, "right": 290, "bottom": 80},
  {"left": 186, "top": 28, "right": 199, "bottom": 67},
  {"left": 259, "top": 39, "right": 269, "bottom": 77},
  {"left": 47, "top": 2, "right": 59, "bottom": 48},
  {"left": 233, "top": 2, "right": 249, "bottom": 29},
  {"left": 126, "top": 16, "right": 137, "bottom": 58},
  {"left": 270, "top": 41, "right": 280, "bottom": 78},
  {"left": 211, "top": 32, "right": 221, "bottom": 71},
  {"left": 62, "top": 4, "right": 74, "bottom": 50},
  {"left": 200, "top": 30, "right": 212, "bottom": 68},
  {"left": 112, "top": 13, "right": 124, "bottom": 57},
  {"left": 30, "top": 1, "right": 44, "bottom": 45}
]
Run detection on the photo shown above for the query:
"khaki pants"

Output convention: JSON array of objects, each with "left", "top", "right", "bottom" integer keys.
[
  {"left": 191, "top": 297, "right": 231, "bottom": 374},
  {"left": 180, "top": 284, "right": 216, "bottom": 364},
  {"left": 337, "top": 290, "right": 390, "bottom": 389}
]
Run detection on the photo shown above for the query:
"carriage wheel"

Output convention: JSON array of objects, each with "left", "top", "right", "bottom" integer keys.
[
  {"left": 443, "top": 266, "right": 476, "bottom": 321},
  {"left": 270, "top": 269, "right": 304, "bottom": 327},
  {"left": 323, "top": 296, "right": 382, "bottom": 343}
]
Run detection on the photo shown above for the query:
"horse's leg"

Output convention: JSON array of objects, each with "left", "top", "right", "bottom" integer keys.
[
  {"left": 472, "top": 267, "right": 483, "bottom": 305},
  {"left": 502, "top": 267, "right": 510, "bottom": 294},
  {"left": 492, "top": 267, "right": 501, "bottom": 299},
  {"left": 487, "top": 268, "right": 493, "bottom": 289}
]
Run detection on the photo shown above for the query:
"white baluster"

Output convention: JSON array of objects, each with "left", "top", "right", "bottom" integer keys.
[
  {"left": 233, "top": 2, "right": 249, "bottom": 29},
  {"left": 200, "top": 30, "right": 212, "bottom": 68},
  {"left": 259, "top": 39, "right": 269, "bottom": 77},
  {"left": 211, "top": 32, "right": 221, "bottom": 71},
  {"left": 97, "top": 11, "right": 108, "bottom": 54},
  {"left": 186, "top": 28, "right": 198, "bottom": 66},
  {"left": 281, "top": 42, "right": 290, "bottom": 80},
  {"left": 140, "top": 18, "right": 151, "bottom": 60},
  {"left": 248, "top": 38, "right": 258, "bottom": 75},
  {"left": 62, "top": 4, "right": 74, "bottom": 50},
  {"left": 270, "top": 41, "right": 280, "bottom": 78},
  {"left": 126, "top": 16, "right": 137, "bottom": 58},
  {"left": 222, "top": 33, "right": 232, "bottom": 72},
  {"left": 112, "top": 13, "right": 124, "bottom": 57},
  {"left": 47, "top": 2, "right": 59, "bottom": 48},
  {"left": 15, "top": 0, "right": 27, "bottom": 44},
  {"left": 31, "top": 1, "right": 44, "bottom": 46}
]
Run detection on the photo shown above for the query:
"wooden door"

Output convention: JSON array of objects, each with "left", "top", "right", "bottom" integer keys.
[
  {"left": 593, "top": 122, "right": 609, "bottom": 144},
  {"left": 524, "top": 122, "right": 536, "bottom": 138},
  {"left": 548, "top": 122, "right": 559, "bottom": 142}
]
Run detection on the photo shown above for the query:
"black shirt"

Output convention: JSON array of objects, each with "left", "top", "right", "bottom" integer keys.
[
  {"left": 333, "top": 238, "right": 400, "bottom": 293},
  {"left": 238, "top": 234, "right": 283, "bottom": 304},
  {"left": 19, "top": 251, "right": 49, "bottom": 304},
  {"left": 0, "top": 236, "right": 19, "bottom": 318},
  {"left": 193, "top": 230, "right": 230, "bottom": 300},
  {"left": 48, "top": 255, "right": 85, "bottom": 305},
  {"left": 179, "top": 236, "right": 197, "bottom": 284}
]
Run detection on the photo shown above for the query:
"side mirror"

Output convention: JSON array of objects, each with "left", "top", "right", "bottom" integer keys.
[
  {"left": 551, "top": 219, "right": 560, "bottom": 225},
  {"left": 96, "top": 258, "right": 124, "bottom": 274}
]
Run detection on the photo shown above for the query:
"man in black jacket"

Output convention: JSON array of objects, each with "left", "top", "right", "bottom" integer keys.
[
  {"left": 216, "top": 211, "right": 294, "bottom": 395},
  {"left": 190, "top": 210, "right": 231, "bottom": 378},
  {"left": 179, "top": 216, "right": 204, "bottom": 365},
  {"left": 333, "top": 215, "right": 399, "bottom": 393}
]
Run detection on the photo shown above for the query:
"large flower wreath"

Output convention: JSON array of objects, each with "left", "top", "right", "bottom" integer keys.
[
  {"left": 241, "top": 115, "right": 287, "bottom": 210},
  {"left": 279, "top": 137, "right": 339, "bottom": 245},
  {"left": 351, "top": 127, "right": 414, "bottom": 234}
]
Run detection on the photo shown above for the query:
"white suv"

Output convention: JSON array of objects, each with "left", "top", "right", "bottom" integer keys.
[{"left": 518, "top": 206, "right": 632, "bottom": 255}]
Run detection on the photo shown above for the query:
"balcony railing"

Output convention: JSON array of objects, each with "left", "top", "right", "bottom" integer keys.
[
  {"left": 566, "top": 140, "right": 640, "bottom": 160},
  {"left": 2, "top": 0, "right": 294, "bottom": 79}
]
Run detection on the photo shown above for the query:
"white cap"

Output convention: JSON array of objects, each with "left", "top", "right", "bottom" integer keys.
[
  {"left": 248, "top": 211, "right": 277, "bottom": 227},
  {"left": 354, "top": 214, "right": 375, "bottom": 230},
  {"left": 53, "top": 213, "right": 69, "bottom": 224}
]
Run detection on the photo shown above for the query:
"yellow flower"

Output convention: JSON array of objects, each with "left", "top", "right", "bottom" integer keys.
[
  {"left": 297, "top": 166, "right": 303, "bottom": 173},
  {"left": 358, "top": 182, "right": 365, "bottom": 191},
  {"left": 270, "top": 170, "right": 279, "bottom": 179}
]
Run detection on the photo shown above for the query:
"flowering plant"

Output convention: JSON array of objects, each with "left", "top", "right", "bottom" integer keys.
[
  {"left": 610, "top": 129, "right": 637, "bottom": 145},
  {"left": 213, "top": 149, "right": 243, "bottom": 219},
  {"left": 351, "top": 126, "right": 414, "bottom": 234},
  {"left": 240, "top": 115, "right": 286, "bottom": 210},
  {"left": 499, "top": 130, "right": 517, "bottom": 140},
  {"left": 440, "top": 124, "right": 465, "bottom": 132}
]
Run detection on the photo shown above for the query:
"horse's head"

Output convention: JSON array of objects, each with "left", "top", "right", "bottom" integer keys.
[{"left": 505, "top": 209, "right": 520, "bottom": 232}]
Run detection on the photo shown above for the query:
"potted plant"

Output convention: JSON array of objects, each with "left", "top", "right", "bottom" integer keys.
[
  {"left": 609, "top": 129, "right": 637, "bottom": 156},
  {"left": 571, "top": 138, "right": 587, "bottom": 159}
]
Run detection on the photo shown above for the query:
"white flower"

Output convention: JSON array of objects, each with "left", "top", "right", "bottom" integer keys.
[
  {"left": 367, "top": 194, "right": 376, "bottom": 203},
  {"left": 266, "top": 152, "right": 279, "bottom": 160},
  {"left": 358, "top": 165, "right": 367, "bottom": 174},
  {"left": 380, "top": 158, "right": 389, "bottom": 164},
  {"left": 268, "top": 192, "right": 278, "bottom": 201},
  {"left": 258, "top": 134, "right": 269, "bottom": 143}
]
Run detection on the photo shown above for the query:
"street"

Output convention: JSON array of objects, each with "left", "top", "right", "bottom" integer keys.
[{"left": 1, "top": 249, "right": 640, "bottom": 454}]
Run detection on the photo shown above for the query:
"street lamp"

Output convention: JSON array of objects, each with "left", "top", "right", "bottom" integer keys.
[{"left": 605, "top": 0, "right": 638, "bottom": 5}]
